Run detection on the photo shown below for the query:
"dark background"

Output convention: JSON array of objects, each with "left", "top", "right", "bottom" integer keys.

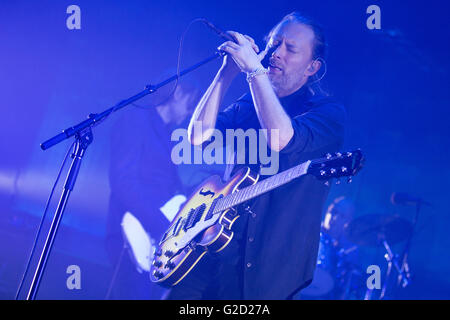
[{"left": 0, "top": 0, "right": 449, "bottom": 299}]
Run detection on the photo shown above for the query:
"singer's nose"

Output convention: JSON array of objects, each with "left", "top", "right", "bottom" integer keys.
[{"left": 270, "top": 43, "right": 283, "bottom": 60}]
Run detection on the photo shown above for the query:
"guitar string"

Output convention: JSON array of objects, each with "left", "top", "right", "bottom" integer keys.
[
  {"left": 170, "top": 153, "right": 354, "bottom": 233},
  {"left": 160, "top": 153, "right": 356, "bottom": 247}
]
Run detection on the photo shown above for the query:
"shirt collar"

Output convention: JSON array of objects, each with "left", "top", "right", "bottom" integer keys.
[{"left": 280, "top": 85, "right": 314, "bottom": 115}]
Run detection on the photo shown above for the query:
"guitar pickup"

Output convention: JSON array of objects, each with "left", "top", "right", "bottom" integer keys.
[
  {"left": 205, "top": 194, "right": 223, "bottom": 221},
  {"left": 183, "top": 208, "right": 196, "bottom": 232},
  {"left": 192, "top": 204, "right": 206, "bottom": 226},
  {"left": 184, "top": 203, "right": 207, "bottom": 231}
]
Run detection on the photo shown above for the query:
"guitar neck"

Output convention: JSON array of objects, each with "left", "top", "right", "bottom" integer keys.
[{"left": 214, "top": 160, "right": 311, "bottom": 213}]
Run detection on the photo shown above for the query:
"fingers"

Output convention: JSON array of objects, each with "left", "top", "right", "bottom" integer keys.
[
  {"left": 242, "top": 34, "right": 255, "bottom": 45},
  {"left": 227, "top": 31, "right": 246, "bottom": 45},
  {"left": 218, "top": 41, "right": 239, "bottom": 52},
  {"left": 258, "top": 47, "right": 268, "bottom": 61},
  {"left": 226, "top": 31, "right": 259, "bottom": 53},
  {"left": 243, "top": 35, "right": 259, "bottom": 53}
]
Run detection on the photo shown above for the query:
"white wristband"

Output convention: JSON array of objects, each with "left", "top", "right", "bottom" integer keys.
[{"left": 246, "top": 67, "right": 268, "bottom": 83}]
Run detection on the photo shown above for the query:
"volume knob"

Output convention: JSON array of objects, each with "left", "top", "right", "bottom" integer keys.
[
  {"left": 152, "top": 270, "right": 164, "bottom": 279},
  {"left": 152, "top": 260, "right": 163, "bottom": 268},
  {"left": 164, "top": 250, "right": 174, "bottom": 257}
]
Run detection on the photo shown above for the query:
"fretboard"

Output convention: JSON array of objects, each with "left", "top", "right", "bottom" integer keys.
[{"left": 213, "top": 160, "right": 311, "bottom": 213}]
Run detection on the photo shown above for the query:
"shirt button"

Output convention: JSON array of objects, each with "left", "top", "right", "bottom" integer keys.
[
  {"left": 247, "top": 262, "right": 252, "bottom": 268},
  {"left": 248, "top": 237, "right": 254, "bottom": 242}
]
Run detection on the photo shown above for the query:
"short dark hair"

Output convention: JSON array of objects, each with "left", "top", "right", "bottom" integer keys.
[
  {"left": 267, "top": 12, "right": 328, "bottom": 60},
  {"left": 266, "top": 12, "right": 329, "bottom": 95}
]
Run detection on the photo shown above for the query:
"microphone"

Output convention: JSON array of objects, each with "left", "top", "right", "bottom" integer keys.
[
  {"left": 200, "top": 18, "right": 235, "bottom": 42},
  {"left": 201, "top": 18, "right": 275, "bottom": 67},
  {"left": 261, "top": 45, "right": 277, "bottom": 68},
  {"left": 390, "top": 192, "right": 431, "bottom": 206}
]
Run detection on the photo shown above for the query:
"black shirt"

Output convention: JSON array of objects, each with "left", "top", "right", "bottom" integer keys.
[{"left": 213, "top": 86, "right": 346, "bottom": 299}]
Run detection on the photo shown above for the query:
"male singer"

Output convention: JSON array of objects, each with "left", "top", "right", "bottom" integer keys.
[{"left": 166, "top": 12, "right": 346, "bottom": 300}]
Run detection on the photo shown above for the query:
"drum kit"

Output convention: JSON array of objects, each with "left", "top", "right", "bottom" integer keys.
[{"left": 301, "top": 212, "right": 415, "bottom": 300}]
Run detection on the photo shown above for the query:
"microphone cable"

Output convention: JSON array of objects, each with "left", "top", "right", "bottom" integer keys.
[
  {"left": 14, "top": 141, "right": 76, "bottom": 300},
  {"left": 132, "top": 17, "right": 207, "bottom": 109},
  {"left": 14, "top": 17, "right": 229, "bottom": 299}
]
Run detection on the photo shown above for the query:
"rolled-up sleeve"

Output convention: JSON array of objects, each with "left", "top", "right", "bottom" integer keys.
[
  {"left": 280, "top": 102, "right": 347, "bottom": 155},
  {"left": 199, "top": 102, "right": 239, "bottom": 151},
  {"left": 214, "top": 93, "right": 252, "bottom": 135}
]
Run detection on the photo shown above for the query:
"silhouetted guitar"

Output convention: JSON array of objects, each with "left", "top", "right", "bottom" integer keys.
[{"left": 150, "top": 150, "right": 364, "bottom": 286}]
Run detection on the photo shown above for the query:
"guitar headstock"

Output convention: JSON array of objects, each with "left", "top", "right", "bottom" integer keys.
[{"left": 308, "top": 149, "right": 364, "bottom": 182}]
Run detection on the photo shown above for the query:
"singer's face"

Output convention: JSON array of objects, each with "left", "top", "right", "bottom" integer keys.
[{"left": 267, "top": 22, "right": 316, "bottom": 97}]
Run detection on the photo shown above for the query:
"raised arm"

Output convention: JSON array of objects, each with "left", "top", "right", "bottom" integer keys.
[
  {"left": 188, "top": 33, "right": 260, "bottom": 145},
  {"left": 215, "top": 31, "right": 295, "bottom": 152},
  {"left": 187, "top": 66, "right": 235, "bottom": 145}
]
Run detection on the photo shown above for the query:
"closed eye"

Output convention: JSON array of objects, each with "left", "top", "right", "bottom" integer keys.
[{"left": 286, "top": 44, "right": 298, "bottom": 53}]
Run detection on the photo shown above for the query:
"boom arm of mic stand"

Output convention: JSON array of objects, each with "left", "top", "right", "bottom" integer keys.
[
  {"left": 40, "top": 50, "right": 224, "bottom": 150},
  {"left": 29, "top": 50, "right": 224, "bottom": 300}
]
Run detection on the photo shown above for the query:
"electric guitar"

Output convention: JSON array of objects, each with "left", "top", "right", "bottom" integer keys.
[{"left": 149, "top": 150, "right": 364, "bottom": 287}]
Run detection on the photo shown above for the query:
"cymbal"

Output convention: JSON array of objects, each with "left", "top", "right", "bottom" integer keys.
[{"left": 345, "top": 214, "right": 412, "bottom": 246}]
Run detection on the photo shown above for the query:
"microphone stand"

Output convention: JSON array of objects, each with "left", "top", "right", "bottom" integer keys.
[{"left": 26, "top": 50, "right": 224, "bottom": 300}]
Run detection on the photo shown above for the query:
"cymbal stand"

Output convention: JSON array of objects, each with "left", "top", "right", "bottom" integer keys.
[{"left": 379, "top": 239, "right": 410, "bottom": 299}]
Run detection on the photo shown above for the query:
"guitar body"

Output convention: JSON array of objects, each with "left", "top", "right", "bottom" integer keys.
[
  {"left": 150, "top": 167, "right": 259, "bottom": 287},
  {"left": 149, "top": 149, "right": 364, "bottom": 287}
]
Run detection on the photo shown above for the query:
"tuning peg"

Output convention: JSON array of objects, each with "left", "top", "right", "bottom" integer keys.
[
  {"left": 324, "top": 181, "right": 330, "bottom": 186},
  {"left": 341, "top": 166, "right": 348, "bottom": 173},
  {"left": 346, "top": 152, "right": 352, "bottom": 157},
  {"left": 326, "top": 153, "right": 332, "bottom": 159},
  {"left": 320, "top": 170, "right": 326, "bottom": 176},
  {"left": 347, "top": 177, "right": 353, "bottom": 184},
  {"left": 335, "top": 179, "right": 341, "bottom": 185},
  {"left": 330, "top": 168, "right": 336, "bottom": 174},
  {"left": 335, "top": 152, "right": 342, "bottom": 157}
]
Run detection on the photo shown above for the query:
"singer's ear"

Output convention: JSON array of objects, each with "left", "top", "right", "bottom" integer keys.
[{"left": 306, "top": 59, "right": 322, "bottom": 76}]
